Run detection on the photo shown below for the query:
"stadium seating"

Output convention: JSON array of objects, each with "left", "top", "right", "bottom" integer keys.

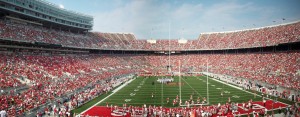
[
  {"left": 143, "top": 52, "right": 300, "bottom": 90},
  {"left": 197, "top": 22, "right": 300, "bottom": 49},
  {"left": 1, "top": 19, "right": 299, "bottom": 50},
  {"left": 1, "top": 18, "right": 300, "bottom": 116},
  {"left": 0, "top": 53, "right": 140, "bottom": 116},
  {"left": 1, "top": 52, "right": 297, "bottom": 116}
]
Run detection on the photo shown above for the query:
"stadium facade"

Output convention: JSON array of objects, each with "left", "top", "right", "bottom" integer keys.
[{"left": 0, "top": 0, "right": 93, "bottom": 32}]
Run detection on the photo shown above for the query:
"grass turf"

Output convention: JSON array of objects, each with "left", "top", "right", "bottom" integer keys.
[
  {"left": 97, "top": 76, "right": 264, "bottom": 107},
  {"left": 72, "top": 76, "right": 296, "bottom": 116}
]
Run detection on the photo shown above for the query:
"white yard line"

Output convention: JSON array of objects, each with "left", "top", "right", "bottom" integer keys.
[
  {"left": 79, "top": 78, "right": 135, "bottom": 115},
  {"left": 203, "top": 73, "right": 288, "bottom": 104},
  {"left": 210, "top": 78, "right": 242, "bottom": 90}
]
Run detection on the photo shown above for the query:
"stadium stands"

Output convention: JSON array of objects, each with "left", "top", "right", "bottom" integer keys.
[
  {"left": 142, "top": 52, "right": 300, "bottom": 90},
  {"left": 0, "top": 53, "right": 141, "bottom": 116},
  {"left": 1, "top": 52, "right": 298, "bottom": 116},
  {"left": 198, "top": 22, "right": 300, "bottom": 49},
  {"left": 1, "top": 19, "right": 299, "bottom": 50},
  {"left": 0, "top": 18, "right": 300, "bottom": 116}
]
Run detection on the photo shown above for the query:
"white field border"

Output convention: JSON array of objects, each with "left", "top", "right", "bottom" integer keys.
[
  {"left": 210, "top": 77, "right": 290, "bottom": 105},
  {"left": 209, "top": 76, "right": 291, "bottom": 116},
  {"left": 78, "top": 78, "right": 135, "bottom": 116}
]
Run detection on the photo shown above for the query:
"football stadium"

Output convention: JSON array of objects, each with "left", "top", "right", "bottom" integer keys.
[{"left": 0, "top": 0, "right": 299, "bottom": 117}]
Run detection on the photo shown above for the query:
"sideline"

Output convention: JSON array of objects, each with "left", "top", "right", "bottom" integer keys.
[
  {"left": 79, "top": 78, "right": 135, "bottom": 115},
  {"left": 210, "top": 77, "right": 268, "bottom": 99},
  {"left": 209, "top": 76, "right": 290, "bottom": 116},
  {"left": 210, "top": 78, "right": 243, "bottom": 90}
]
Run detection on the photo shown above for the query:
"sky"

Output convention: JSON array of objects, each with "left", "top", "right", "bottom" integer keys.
[{"left": 46, "top": 0, "right": 300, "bottom": 40}]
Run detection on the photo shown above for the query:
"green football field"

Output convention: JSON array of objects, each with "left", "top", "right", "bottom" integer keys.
[{"left": 98, "top": 76, "right": 263, "bottom": 107}]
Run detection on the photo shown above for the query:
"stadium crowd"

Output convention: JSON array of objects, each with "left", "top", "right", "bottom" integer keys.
[
  {"left": 40, "top": 76, "right": 131, "bottom": 117},
  {"left": 143, "top": 52, "right": 300, "bottom": 91},
  {"left": 198, "top": 22, "right": 300, "bottom": 49},
  {"left": 0, "top": 53, "right": 140, "bottom": 116},
  {"left": 0, "top": 18, "right": 300, "bottom": 117},
  {"left": 1, "top": 19, "right": 299, "bottom": 50},
  {"left": 0, "top": 52, "right": 299, "bottom": 116}
]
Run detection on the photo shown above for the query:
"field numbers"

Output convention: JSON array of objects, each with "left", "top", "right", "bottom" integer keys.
[
  {"left": 232, "top": 95, "right": 240, "bottom": 98},
  {"left": 130, "top": 93, "right": 136, "bottom": 96},
  {"left": 124, "top": 99, "right": 131, "bottom": 102}
]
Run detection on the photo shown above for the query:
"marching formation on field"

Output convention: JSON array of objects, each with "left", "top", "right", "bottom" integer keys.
[{"left": 157, "top": 77, "right": 174, "bottom": 84}]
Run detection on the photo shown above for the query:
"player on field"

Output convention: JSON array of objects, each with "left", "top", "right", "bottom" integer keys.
[
  {"left": 202, "top": 97, "right": 207, "bottom": 103},
  {"left": 166, "top": 97, "right": 169, "bottom": 104},
  {"left": 197, "top": 97, "right": 201, "bottom": 104},
  {"left": 179, "top": 99, "right": 182, "bottom": 105},
  {"left": 173, "top": 99, "right": 176, "bottom": 106}
]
